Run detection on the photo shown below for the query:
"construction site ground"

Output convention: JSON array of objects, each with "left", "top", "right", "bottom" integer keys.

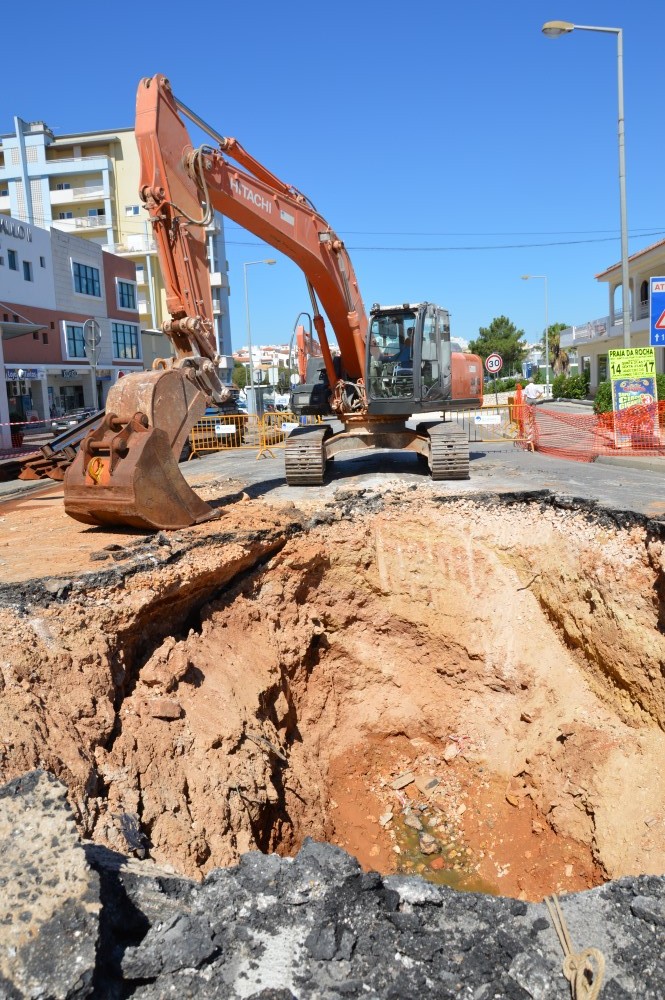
[{"left": 1, "top": 438, "right": 664, "bottom": 911}]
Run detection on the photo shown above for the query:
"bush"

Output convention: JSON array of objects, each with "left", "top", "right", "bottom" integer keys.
[
  {"left": 593, "top": 381, "right": 612, "bottom": 414},
  {"left": 593, "top": 373, "right": 665, "bottom": 414},
  {"left": 484, "top": 376, "right": 524, "bottom": 393},
  {"left": 552, "top": 372, "right": 589, "bottom": 400}
]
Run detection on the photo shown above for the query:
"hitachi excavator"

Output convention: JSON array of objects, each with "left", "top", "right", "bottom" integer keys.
[{"left": 63, "top": 74, "right": 483, "bottom": 531}]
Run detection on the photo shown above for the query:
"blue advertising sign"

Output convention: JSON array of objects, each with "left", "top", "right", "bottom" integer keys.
[
  {"left": 649, "top": 277, "right": 665, "bottom": 346},
  {"left": 611, "top": 376, "right": 659, "bottom": 448}
]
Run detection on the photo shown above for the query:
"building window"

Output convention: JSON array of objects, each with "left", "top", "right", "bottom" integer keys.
[
  {"left": 8, "top": 249, "right": 18, "bottom": 271},
  {"left": 641, "top": 280, "right": 649, "bottom": 304},
  {"left": 0, "top": 256, "right": 4, "bottom": 266},
  {"left": 40, "top": 256, "right": 46, "bottom": 268},
  {"left": 56, "top": 182, "right": 71, "bottom": 190},
  {"left": 73, "top": 261, "right": 101, "bottom": 297},
  {"left": 117, "top": 280, "right": 137, "bottom": 310},
  {"left": 125, "top": 205, "right": 140, "bottom": 216},
  {"left": 58, "top": 212, "right": 73, "bottom": 220},
  {"left": 23, "top": 261, "right": 33, "bottom": 282},
  {"left": 0, "top": 188, "right": 8, "bottom": 197},
  {"left": 112, "top": 322, "right": 140, "bottom": 360},
  {"left": 598, "top": 354, "right": 609, "bottom": 383},
  {"left": 33, "top": 331, "right": 39, "bottom": 340},
  {"left": 42, "top": 332, "right": 48, "bottom": 344},
  {"left": 66, "top": 324, "right": 87, "bottom": 358}
]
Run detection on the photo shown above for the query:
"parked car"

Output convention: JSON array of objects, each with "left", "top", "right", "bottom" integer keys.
[{"left": 51, "top": 409, "right": 97, "bottom": 435}]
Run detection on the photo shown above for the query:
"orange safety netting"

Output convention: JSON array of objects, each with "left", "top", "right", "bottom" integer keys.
[{"left": 512, "top": 384, "right": 665, "bottom": 462}]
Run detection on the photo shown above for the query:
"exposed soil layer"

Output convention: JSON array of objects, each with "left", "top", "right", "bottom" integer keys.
[{"left": 1, "top": 485, "right": 664, "bottom": 902}]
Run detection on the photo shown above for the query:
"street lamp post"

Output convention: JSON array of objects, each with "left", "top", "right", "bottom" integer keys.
[
  {"left": 522, "top": 275, "right": 549, "bottom": 387},
  {"left": 542, "top": 20, "right": 631, "bottom": 349},
  {"left": 243, "top": 259, "right": 276, "bottom": 414},
  {"left": 83, "top": 318, "right": 102, "bottom": 409}
]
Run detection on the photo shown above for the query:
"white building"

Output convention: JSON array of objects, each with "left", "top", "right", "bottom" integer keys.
[
  {"left": 560, "top": 238, "right": 665, "bottom": 390},
  {"left": 0, "top": 214, "right": 141, "bottom": 448}
]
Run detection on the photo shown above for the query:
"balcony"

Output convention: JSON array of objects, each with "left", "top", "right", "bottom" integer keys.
[
  {"left": 51, "top": 184, "right": 105, "bottom": 205},
  {"left": 103, "top": 236, "right": 156, "bottom": 255},
  {"left": 52, "top": 215, "right": 109, "bottom": 234},
  {"left": 560, "top": 317, "right": 611, "bottom": 349},
  {"left": 560, "top": 312, "right": 653, "bottom": 349}
]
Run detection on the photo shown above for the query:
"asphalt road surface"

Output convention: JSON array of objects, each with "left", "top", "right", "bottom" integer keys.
[
  {"left": 2, "top": 437, "right": 664, "bottom": 521},
  {"left": 185, "top": 439, "right": 665, "bottom": 520}
]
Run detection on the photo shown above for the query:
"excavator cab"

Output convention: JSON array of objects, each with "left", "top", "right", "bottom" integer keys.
[{"left": 366, "top": 303, "right": 455, "bottom": 413}]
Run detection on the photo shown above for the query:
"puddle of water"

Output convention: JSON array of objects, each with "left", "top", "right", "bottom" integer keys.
[{"left": 393, "top": 814, "right": 498, "bottom": 895}]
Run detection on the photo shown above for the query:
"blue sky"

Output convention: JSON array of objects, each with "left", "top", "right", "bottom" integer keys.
[{"left": 5, "top": 1, "right": 664, "bottom": 350}]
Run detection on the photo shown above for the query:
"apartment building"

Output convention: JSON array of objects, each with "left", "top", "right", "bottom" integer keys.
[
  {"left": 0, "top": 214, "right": 142, "bottom": 447},
  {"left": 0, "top": 116, "right": 233, "bottom": 379}
]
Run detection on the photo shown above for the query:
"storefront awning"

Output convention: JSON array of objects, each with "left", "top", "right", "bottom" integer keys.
[{"left": 0, "top": 303, "right": 47, "bottom": 341}]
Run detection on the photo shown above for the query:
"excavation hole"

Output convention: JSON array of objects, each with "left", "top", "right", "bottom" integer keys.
[{"left": 87, "top": 496, "right": 665, "bottom": 901}]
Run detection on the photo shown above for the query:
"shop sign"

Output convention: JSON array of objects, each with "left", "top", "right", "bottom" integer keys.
[
  {"left": 608, "top": 348, "right": 659, "bottom": 446},
  {"left": 0, "top": 217, "right": 32, "bottom": 241},
  {"left": 5, "top": 367, "right": 44, "bottom": 380},
  {"left": 608, "top": 347, "right": 656, "bottom": 381},
  {"left": 61, "top": 369, "right": 81, "bottom": 379}
]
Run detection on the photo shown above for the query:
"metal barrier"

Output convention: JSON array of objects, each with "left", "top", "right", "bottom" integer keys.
[
  {"left": 448, "top": 402, "right": 534, "bottom": 448},
  {"left": 189, "top": 413, "right": 257, "bottom": 458},
  {"left": 189, "top": 412, "right": 321, "bottom": 461},
  {"left": 259, "top": 412, "right": 321, "bottom": 457}
]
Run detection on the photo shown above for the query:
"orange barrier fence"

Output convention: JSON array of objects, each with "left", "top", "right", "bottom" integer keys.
[{"left": 513, "top": 399, "right": 665, "bottom": 463}]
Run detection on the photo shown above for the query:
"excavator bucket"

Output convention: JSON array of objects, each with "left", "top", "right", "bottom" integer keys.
[{"left": 64, "top": 368, "right": 219, "bottom": 531}]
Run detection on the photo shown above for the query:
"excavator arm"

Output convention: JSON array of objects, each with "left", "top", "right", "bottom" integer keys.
[
  {"left": 63, "top": 74, "right": 369, "bottom": 530},
  {"left": 136, "top": 74, "right": 367, "bottom": 388}
]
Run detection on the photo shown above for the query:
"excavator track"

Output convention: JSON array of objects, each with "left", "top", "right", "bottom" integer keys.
[
  {"left": 427, "top": 423, "right": 469, "bottom": 480},
  {"left": 284, "top": 425, "right": 330, "bottom": 485}
]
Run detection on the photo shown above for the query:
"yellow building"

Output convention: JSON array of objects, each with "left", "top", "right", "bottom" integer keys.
[{"left": 0, "top": 116, "right": 233, "bottom": 381}]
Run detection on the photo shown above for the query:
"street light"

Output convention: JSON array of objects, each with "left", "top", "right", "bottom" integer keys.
[
  {"left": 83, "top": 318, "right": 102, "bottom": 409},
  {"left": 522, "top": 275, "right": 549, "bottom": 387},
  {"left": 542, "top": 20, "right": 631, "bottom": 349},
  {"left": 243, "top": 258, "right": 276, "bottom": 414}
]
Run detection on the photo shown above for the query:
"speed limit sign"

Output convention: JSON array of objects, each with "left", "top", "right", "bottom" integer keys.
[{"left": 485, "top": 353, "right": 503, "bottom": 375}]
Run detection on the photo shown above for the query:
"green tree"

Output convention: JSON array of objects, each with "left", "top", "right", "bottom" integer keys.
[
  {"left": 469, "top": 316, "right": 527, "bottom": 375},
  {"left": 232, "top": 363, "right": 248, "bottom": 389},
  {"left": 541, "top": 322, "right": 570, "bottom": 375}
]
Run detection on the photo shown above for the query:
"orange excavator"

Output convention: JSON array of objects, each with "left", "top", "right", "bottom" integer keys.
[
  {"left": 63, "top": 74, "right": 482, "bottom": 530},
  {"left": 293, "top": 320, "right": 323, "bottom": 385}
]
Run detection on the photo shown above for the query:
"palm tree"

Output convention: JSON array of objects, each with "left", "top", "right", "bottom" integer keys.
[{"left": 542, "top": 323, "right": 570, "bottom": 375}]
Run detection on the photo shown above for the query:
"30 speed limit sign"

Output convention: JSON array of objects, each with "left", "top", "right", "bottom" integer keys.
[{"left": 485, "top": 353, "right": 503, "bottom": 375}]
